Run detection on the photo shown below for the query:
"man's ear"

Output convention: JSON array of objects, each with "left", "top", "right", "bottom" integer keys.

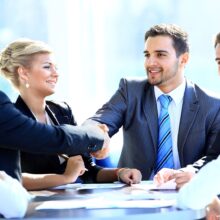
[
  {"left": 180, "top": 52, "right": 189, "bottom": 65},
  {"left": 17, "top": 66, "right": 28, "bottom": 81}
]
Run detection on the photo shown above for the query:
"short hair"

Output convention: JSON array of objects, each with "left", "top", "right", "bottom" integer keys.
[
  {"left": 144, "top": 24, "right": 189, "bottom": 57},
  {"left": 0, "top": 38, "right": 52, "bottom": 89},
  {"left": 214, "top": 32, "right": 220, "bottom": 48}
]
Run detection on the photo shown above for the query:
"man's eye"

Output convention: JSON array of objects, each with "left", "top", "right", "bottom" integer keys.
[
  {"left": 144, "top": 53, "right": 150, "bottom": 58},
  {"left": 158, "top": 53, "right": 165, "bottom": 57}
]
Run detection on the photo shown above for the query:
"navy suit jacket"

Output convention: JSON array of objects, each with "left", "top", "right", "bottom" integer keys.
[
  {"left": 88, "top": 78, "right": 220, "bottom": 179},
  {"left": 0, "top": 91, "right": 103, "bottom": 180},
  {"left": 15, "top": 96, "right": 101, "bottom": 183}
]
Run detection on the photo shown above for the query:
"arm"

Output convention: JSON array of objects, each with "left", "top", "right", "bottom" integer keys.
[
  {"left": 0, "top": 171, "right": 30, "bottom": 218},
  {"left": 22, "top": 155, "right": 87, "bottom": 190},
  {"left": 177, "top": 156, "right": 220, "bottom": 210},
  {"left": 0, "top": 91, "right": 105, "bottom": 155},
  {"left": 85, "top": 78, "right": 128, "bottom": 136},
  {"left": 191, "top": 132, "right": 220, "bottom": 170}
]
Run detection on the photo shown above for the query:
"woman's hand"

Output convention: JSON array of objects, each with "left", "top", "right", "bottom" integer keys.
[{"left": 63, "top": 155, "right": 87, "bottom": 183}]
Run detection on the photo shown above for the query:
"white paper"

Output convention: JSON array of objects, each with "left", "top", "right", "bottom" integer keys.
[
  {"left": 156, "top": 179, "right": 177, "bottom": 189},
  {"left": 36, "top": 198, "right": 176, "bottom": 210},
  {"left": 133, "top": 180, "right": 176, "bottom": 190},
  {"left": 50, "top": 183, "right": 82, "bottom": 190},
  {"left": 76, "top": 183, "right": 125, "bottom": 190}
]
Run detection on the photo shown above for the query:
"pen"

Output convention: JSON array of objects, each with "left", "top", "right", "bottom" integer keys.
[
  {"left": 59, "top": 154, "right": 69, "bottom": 160},
  {"left": 59, "top": 154, "right": 88, "bottom": 171}
]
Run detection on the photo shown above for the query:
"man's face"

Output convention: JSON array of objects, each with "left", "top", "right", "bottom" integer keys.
[
  {"left": 215, "top": 43, "right": 220, "bottom": 75},
  {"left": 144, "top": 36, "right": 187, "bottom": 92}
]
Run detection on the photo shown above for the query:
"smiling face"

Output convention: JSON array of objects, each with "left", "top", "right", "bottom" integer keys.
[
  {"left": 23, "top": 53, "right": 59, "bottom": 98},
  {"left": 144, "top": 35, "right": 188, "bottom": 93},
  {"left": 215, "top": 43, "right": 220, "bottom": 75}
]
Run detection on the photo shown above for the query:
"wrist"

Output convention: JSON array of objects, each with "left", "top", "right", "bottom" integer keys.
[{"left": 115, "top": 168, "right": 128, "bottom": 182}]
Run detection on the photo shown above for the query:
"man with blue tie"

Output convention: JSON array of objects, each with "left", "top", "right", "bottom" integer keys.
[{"left": 85, "top": 24, "right": 220, "bottom": 180}]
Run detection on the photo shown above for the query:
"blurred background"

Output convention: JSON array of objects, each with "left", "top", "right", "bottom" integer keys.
[{"left": 1, "top": 0, "right": 220, "bottom": 167}]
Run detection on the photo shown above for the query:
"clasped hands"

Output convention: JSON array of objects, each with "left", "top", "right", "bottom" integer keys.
[
  {"left": 153, "top": 168, "right": 195, "bottom": 189},
  {"left": 90, "top": 124, "right": 110, "bottom": 159}
]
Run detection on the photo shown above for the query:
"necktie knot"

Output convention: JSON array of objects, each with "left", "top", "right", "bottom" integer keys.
[{"left": 158, "top": 95, "right": 172, "bottom": 109}]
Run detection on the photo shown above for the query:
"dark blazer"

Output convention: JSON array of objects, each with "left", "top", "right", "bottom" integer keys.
[
  {"left": 192, "top": 132, "right": 220, "bottom": 170},
  {"left": 0, "top": 91, "right": 104, "bottom": 180},
  {"left": 87, "top": 78, "right": 220, "bottom": 179},
  {"left": 15, "top": 96, "right": 102, "bottom": 183}
]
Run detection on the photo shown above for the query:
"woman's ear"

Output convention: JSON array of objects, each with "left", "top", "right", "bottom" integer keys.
[{"left": 17, "top": 66, "right": 28, "bottom": 81}]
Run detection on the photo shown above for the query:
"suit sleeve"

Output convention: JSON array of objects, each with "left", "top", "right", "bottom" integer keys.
[
  {"left": 177, "top": 156, "right": 220, "bottom": 209},
  {"left": 191, "top": 132, "right": 220, "bottom": 170},
  {"left": 0, "top": 91, "right": 104, "bottom": 155},
  {"left": 85, "top": 78, "right": 128, "bottom": 137}
]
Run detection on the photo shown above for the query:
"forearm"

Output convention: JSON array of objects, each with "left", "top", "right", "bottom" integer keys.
[
  {"left": 22, "top": 173, "right": 78, "bottom": 190},
  {"left": 96, "top": 168, "right": 118, "bottom": 183}
]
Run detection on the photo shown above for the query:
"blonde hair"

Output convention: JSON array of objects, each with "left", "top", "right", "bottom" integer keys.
[{"left": 0, "top": 38, "right": 52, "bottom": 89}]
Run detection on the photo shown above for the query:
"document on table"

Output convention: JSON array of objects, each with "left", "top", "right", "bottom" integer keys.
[
  {"left": 36, "top": 181, "right": 178, "bottom": 210},
  {"left": 36, "top": 198, "right": 176, "bottom": 210},
  {"left": 134, "top": 180, "right": 176, "bottom": 190},
  {"left": 50, "top": 183, "right": 125, "bottom": 190}
]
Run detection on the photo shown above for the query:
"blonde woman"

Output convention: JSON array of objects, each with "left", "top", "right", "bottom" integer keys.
[{"left": 0, "top": 39, "right": 142, "bottom": 190}]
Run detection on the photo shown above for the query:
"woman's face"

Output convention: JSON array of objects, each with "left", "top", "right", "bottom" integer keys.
[{"left": 25, "top": 53, "right": 59, "bottom": 98}]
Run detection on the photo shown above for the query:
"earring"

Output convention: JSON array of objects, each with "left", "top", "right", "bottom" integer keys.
[{"left": 25, "top": 82, "right": 30, "bottom": 88}]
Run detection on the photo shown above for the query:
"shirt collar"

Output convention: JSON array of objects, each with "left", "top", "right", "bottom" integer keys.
[{"left": 154, "top": 79, "right": 186, "bottom": 105}]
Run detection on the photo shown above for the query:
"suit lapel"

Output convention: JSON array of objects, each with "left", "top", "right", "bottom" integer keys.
[
  {"left": 14, "top": 96, "right": 36, "bottom": 120},
  {"left": 142, "top": 84, "right": 158, "bottom": 153},
  {"left": 178, "top": 80, "right": 199, "bottom": 162},
  {"left": 45, "top": 105, "right": 60, "bottom": 125}
]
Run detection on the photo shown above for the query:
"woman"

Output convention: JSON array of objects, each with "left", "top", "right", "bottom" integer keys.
[{"left": 0, "top": 39, "right": 141, "bottom": 190}]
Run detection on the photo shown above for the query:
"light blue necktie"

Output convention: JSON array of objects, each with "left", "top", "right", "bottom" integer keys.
[{"left": 155, "top": 94, "right": 174, "bottom": 174}]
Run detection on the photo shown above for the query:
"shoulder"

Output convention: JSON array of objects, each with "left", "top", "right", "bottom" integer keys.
[
  {"left": 46, "top": 100, "right": 77, "bottom": 125},
  {"left": 46, "top": 100, "right": 73, "bottom": 117},
  {"left": 0, "top": 91, "right": 11, "bottom": 104},
  {"left": 46, "top": 100, "right": 71, "bottom": 112},
  {"left": 118, "top": 77, "right": 149, "bottom": 91},
  {"left": 188, "top": 81, "right": 220, "bottom": 101}
]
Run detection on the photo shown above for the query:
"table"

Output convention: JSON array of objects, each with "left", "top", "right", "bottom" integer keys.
[{"left": 19, "top": 182, "right": 206, "bottom": 219}]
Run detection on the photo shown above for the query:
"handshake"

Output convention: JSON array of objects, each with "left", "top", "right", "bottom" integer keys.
[{"left": 86, "top": 123, "right": 110, "bottom": 159}]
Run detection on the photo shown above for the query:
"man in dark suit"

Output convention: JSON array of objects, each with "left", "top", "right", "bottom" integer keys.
[
  {"left": 155, "top": 32, "right": 220, "bottom": 189},
  {"left": 85, "top": 24, "right": 220, "bottom": 180},
  {"left": 0, "top": 90, "right": 107, "bottom": 180}
]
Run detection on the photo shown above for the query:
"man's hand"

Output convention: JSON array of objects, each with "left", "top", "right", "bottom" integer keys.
[
  {"left": 153, "top": 168, "right": 175, "bottom": 186},
  {"left": 90, "top": 124, "right": 110, "bottom": 159},
  {"left": 206, "top": 197, "right": 220, "bottom": 220},
  {"left": 173, "top": 171, "right": 195, "bottom": 189},
  {"left": 154, "top": 168, "right": 195, "bottom": 189},
  {"left": 117, "top": 168, "right": 142, "bottom": 185}
]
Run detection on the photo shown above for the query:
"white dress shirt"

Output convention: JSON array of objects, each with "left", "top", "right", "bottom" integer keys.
[
  {"left": 154, "top": 79, "right": 186, "bottom": 170},
  {"left": 177, "top": 155, "right": 220, "bottom": 210},
  {"left": 0, "top": 171, "right": 30, "bottom": 218}
]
